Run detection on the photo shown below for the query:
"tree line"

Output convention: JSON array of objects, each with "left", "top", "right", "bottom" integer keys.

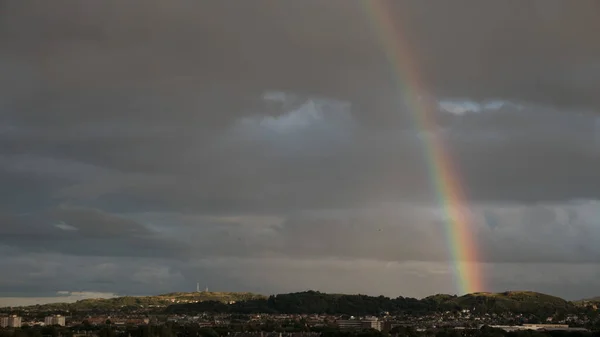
[{"left": 165, "top": 291, "right": 578, "bottom": 317}]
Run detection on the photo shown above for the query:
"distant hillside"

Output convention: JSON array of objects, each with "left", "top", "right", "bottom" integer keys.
[
  {"left": 450, "top": 291, "right": 573, "bottom": 313},
  {"left": 2, "top": 290, "right": 586, "bottom": 316},
  {"left": 1, "top": 292, "right": 265, "bottom": 311},
  {"left": 573, "top": 296, "right": 600, "bottom": 306},
  {"left": 166, "top": 290, "right": 422, "bottom": 315},
  {"left": 166, "top": 290, "right": 577, "bottom": 316}
]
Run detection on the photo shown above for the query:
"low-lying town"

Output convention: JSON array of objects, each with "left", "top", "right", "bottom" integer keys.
[
  {"left": 2, "top": 291, "right": 600, "bottom": 337},
  {"left": 0, "top": 309, "right": 596, "bottom": 333}
]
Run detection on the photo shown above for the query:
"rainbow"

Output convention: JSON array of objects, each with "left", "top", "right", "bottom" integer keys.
[{"left": 362, "top": 0, "right": 483, "bottom": 294}]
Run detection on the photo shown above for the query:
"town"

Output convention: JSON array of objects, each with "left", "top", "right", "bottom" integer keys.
[
  {"left": 0, "top": 310, "right": 596, "bottom": 331},
  {"left": 2, "top": 291, "right": 600, "bottom": 337}
]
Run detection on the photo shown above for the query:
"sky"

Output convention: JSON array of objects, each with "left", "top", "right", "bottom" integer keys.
[{"left": 1, "top": 0, "right": 600, "bottom": 305}]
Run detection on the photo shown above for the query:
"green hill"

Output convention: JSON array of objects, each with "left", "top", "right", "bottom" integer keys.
[
  {"left": 1, "top": 292, "right": 266, "bottom": 311},
  {"left": 166, "top": 290, "right": 578, "bottom": 316},
  {"left": 573, "top": 296, "right": 600, "bottom": 306},
  {"left": 448, "top": 291, "right": 574, "bottom": 313},
  {"left": 1, "top": 290, "right": 586, "bottom": 316}
]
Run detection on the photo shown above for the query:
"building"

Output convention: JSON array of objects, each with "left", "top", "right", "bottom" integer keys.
[
  {"left": 336, "top": 320, "right": 363, "bottom": 330},
  {"left": 336, "top": 317, "right": 382, "bottom": 331},
  {"left": 490, "top": 324, "right": 588, "bottom": 332},
  {"left": 10, "top": 315, "right": 22, "bottom": 328},
  {"left": 363, "top": 317, "right": 382, "bottom": 331},
  {"left": 1, "top": 315, "right": 22, "bottom": 328},
  {"left": 383, "top": 322, "right": 412, "bottom": 332},
  {"left": 45, "top": 315, "right": 66, "bottom": 326},
  {"left": 522, "top": 324, "right": 569, "bottom": 330}
]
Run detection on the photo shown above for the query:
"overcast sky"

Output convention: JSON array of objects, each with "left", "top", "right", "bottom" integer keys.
[{"left": 1, "top": 0, "right": 600, "bottom": 305}]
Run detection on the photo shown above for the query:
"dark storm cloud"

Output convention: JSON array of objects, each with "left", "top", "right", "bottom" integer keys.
[
  {"left": 1, "top": 0, "right": 600, "bottom": 125},
  {"left": 1, "top": 0, "right": 599, "bottom": 204}
]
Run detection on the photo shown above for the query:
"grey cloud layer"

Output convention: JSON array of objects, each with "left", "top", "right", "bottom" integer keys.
[
  {"left": 1, "top": 0, "right": 600, "bottom": 300},
  {"left": 2, "top": 250, "right": 600, "bottom": 300},
  {"left": 2, "top": 90, "right": 600, "bottom": 297},
  {"left": 4, "top": 99, "right": 598, "bottom": 208},
  {"left": 2, "top": 200, "right": 600, "bottom": 267},
  {"left": 2, "top": 0, "right": 600, "bottom": 121},
  {"left": 0, "top": 206, "right": 187, "bottom": 259}
]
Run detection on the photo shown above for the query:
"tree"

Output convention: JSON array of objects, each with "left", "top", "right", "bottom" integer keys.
[
  {"left": 98, "top": 328, "right": 116, "bottom": 337},
  {"left": 198, "top": 328, "right": 219, "bottom": 337}
]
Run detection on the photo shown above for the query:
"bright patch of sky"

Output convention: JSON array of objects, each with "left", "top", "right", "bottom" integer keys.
[
  {"left": 253, "top": 100, "right": 325, "bottom": 134},
  {"left": 54, "top": 221, "right": 79, "bottom": 231},
  {"left": 438, "top": 99, "right": 523, "bottom": 115},
  {"left": 223, "top": 91, "right": 356, "bottom": 154},
  {"left": 247, "top": 92, "right": 353, "bottom": 135},
  {"left": 0, "top": 291, "right": 117, "bottom": 307},
  {"left": 439, "top": 100, "right": 482, "bottom": 115}
]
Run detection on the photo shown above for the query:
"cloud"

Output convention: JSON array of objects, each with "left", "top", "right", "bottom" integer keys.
[
  {"left": 438, "top": 100, "right": 524, "bottom": 116},
  {"left": 4, "top": 96, "right": 599, "bottom": 213},
  {"left": 2, "top": 0, "right": 599, "bottom": 120},
  {"left": 439, "top": 100, "right": 482, "bottom": 115},
  {"left": 54, "top": 221, "right": 78, "bottom": 231},
  {"left": 2, "top": 93, "right": 600, "bottom": 300},
  {"left": 0, "top": 206, "right": 189, "bottom": 258},
  {"left": 222, "top": 93, "right": 356, "bottom": 155},
  {"left": 0, "top": 251, "right": 187, "bottom": 300},
  {"left": 2, "top": 194, "right": 600, "bottom": 302},
  {"left": 5, "top": 200, "right": 600, "bottom": 266}
]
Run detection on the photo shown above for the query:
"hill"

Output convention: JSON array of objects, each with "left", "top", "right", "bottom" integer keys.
[
  {"left": 0, "top": 291, "right": 265, "bottom": 311},
  {"left": 1, "top": 290, "right": 585, "bottom": 316},
  {"left": 573, "top": 296, "right": 600, "bottom": 306},
  {"left": 449, "top": 291, "right": 573, "bottom": 313},
  {"left": 166, "top": 290, "right": 577, "bottom": 316}
]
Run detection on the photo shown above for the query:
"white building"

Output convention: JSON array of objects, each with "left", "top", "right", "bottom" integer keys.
[
  {"left": 1, "top": 315, "right": 22, "bottom": 328},
  {"left": 45, "top": 315, "right": 66, "bottom": 326}
]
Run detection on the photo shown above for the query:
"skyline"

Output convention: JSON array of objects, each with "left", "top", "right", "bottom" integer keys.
[{"left": 1, "top": 0, "right": 600, "bottom": 304}]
